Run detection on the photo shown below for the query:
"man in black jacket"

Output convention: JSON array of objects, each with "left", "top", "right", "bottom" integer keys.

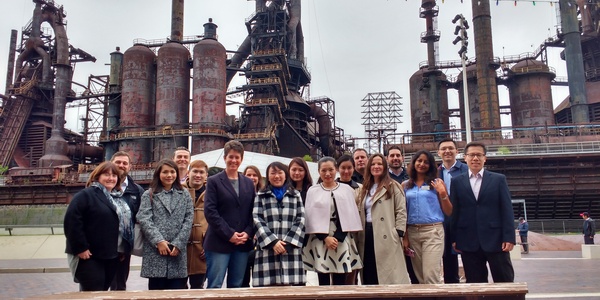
[
  {"left": 109, "top": 151, "right": 145, "bottom": 290},
  {"left": 581, "top": 212, "right": 596, "bottom": 245}
]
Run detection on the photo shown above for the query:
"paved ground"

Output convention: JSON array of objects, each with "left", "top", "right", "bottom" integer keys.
[{"left": 0, "top": 229, "right": 599, "bottom": 299}]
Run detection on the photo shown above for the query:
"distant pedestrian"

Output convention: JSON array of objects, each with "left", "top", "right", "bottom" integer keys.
[
  {"left": 581, "top": 212, "right": 596, "bottom": 245},
  {"left": 517, "top": 217, "right": 529, "bottom": 254}
]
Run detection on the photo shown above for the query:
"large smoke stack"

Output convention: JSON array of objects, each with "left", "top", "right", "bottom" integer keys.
[{"left": 171, "top": 0, "right": 184, "bottom": 42}]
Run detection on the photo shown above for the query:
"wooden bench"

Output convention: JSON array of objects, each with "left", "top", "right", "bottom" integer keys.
[{"left": 33, "top": 283, "right": 528, "bottom": 299}]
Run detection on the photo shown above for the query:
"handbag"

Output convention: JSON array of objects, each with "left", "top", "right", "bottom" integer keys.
[
  {"left": 131, "top": 189, "right": 152, "bottom": 257},
  {"left": 131, "top": 223, "right": 144, "bottom": 256}
]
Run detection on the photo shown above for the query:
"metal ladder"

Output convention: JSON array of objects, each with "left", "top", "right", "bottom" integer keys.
[{"left": 0, "top": 82, "right": 35, "bottom": 167}]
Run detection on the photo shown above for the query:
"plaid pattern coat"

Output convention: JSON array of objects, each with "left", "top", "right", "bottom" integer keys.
[{"left": 252, "top": 187, "right": 306, "bottom": 286}]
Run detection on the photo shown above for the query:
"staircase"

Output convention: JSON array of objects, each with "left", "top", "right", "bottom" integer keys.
[{"left": 0, "top": 81, "right": 36, "bottom": 167}]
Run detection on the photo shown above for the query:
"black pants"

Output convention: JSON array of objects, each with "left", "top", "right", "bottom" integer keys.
[
  {"left": 461, "top": 247, "right": 514, "bottom": 283},
  {"left": 241, "top": 249, "right": 255, "bottom": 287},
  {"left": 443, "top": 222, "right": 459, "bottom": 283},
  {"left": 109, "top": 253, "right": 131, "bottom": 290},
  {"left": 362, "top": 222, "right": 379, "bottom": 285},
  {"left": 75, "top": 257, "right": 119, "bottom": 291},
  {"left": 584, "top": 236, "right": 595, "bottom": 245},
  {"left": 148, "top": 277, "right": 188, "bottom": 290},
  {"left": 317, "top": 272, "right": 347, "bottom": 285},
  {"left": 188, "top": 273, "right": 206, "bottom": 289},
  {"left": 520, "top": 235, "right": 529, "bottom": 252}
]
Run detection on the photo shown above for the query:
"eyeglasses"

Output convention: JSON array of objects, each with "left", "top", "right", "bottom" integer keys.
[{"left": 465, "top": 153, "right": 485, "bottom": 159}]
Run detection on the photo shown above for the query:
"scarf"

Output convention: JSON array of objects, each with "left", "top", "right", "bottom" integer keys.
[
  {"left": 91, "top": 182, "right": 133, "bottom": 250},
  {"left": 272, "top": 185, "right": 287, "bottom": 202}
]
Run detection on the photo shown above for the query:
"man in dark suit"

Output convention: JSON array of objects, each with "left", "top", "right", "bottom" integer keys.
[
  {"left": 450, "top": 141, "right": 515, "bottom": 283},
  {"left": 109, "top": 151, "right": 145, "bottom": 291},
  {"left": 204, "top": 140, "right": 256, "bottom": 288},
  {"left": 437, "top": 138, "right": 468, "bottom": 284}
]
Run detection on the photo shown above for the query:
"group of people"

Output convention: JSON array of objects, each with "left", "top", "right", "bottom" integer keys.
[{"left": 64, "top": 138, "right": 517, "bottom": 292}]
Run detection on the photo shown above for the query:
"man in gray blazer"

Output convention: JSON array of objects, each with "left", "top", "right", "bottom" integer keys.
[{"left": 450, "top": 141, "right": 515, "bottom": 283}]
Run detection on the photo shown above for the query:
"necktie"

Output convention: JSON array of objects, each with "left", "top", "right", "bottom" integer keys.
[{"left": 472, "top": 173, "right": 482, "bottom": 200}]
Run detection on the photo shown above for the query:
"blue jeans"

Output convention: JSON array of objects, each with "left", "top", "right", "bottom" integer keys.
[{"left": 205, "top": 250, "right": 249, "bottom": 288}]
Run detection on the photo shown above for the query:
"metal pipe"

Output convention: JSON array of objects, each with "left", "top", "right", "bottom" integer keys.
[
  {"left": 5, "top": 30, "right": 17, "bottom": 94},
  {"left": 170, "top": 0, "right": 184, "bottom": 42},
  {"left": 559, "top": 0, "right": 589, "bottom": 123}
]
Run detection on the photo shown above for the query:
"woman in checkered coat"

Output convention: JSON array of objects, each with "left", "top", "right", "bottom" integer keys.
[{"left": 252, "top": 161, "right": 306, "bottom": 287}]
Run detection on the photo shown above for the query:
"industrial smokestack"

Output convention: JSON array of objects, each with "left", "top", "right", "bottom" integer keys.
[
  {"left": 171, "top": 0, "right": 184, "bottom": 42},
  {"left": 203, "top": 18, "right": 218, "bottom": 40},
  {"left": 560, "top": 0, "right": 589, "bottom": 123}
]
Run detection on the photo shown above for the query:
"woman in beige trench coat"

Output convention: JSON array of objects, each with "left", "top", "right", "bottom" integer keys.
[{"left": 356, "top": 153, "right": 411, "bottom": 285}]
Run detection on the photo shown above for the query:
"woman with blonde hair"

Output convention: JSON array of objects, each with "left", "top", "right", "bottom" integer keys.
[{"left": 356, "top": 153, "right": 410, "bottom": 285}]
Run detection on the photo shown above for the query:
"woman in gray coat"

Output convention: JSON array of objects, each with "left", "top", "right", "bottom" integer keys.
[{"left": 137, "top": 159, "right": 194, "bottom": 290}]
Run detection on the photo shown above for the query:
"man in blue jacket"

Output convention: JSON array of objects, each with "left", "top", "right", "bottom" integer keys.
[
  {"left": 437, "top": 138, "right": 468, "bottom": 283},
  {"left": 517, "top": 217, "right": 529, "bottom": 254}
]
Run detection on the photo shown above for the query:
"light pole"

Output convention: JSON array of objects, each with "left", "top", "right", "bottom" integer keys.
[{"left": 452, "top": 14, "right": 472, "bottom": 143}]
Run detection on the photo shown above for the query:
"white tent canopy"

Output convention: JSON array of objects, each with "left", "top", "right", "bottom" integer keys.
[{"left": 190, "top": 149, "right": 320, "bottom": 181}]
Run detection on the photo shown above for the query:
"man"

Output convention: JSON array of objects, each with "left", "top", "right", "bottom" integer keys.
[
  {"left": 581, "top": 212, "right": 596, "bottom": 245},
  {"left": 437, "top": 138, "right": 468, "bottom": 283},
  {"left": 109, "top": 151, "right": 145, "bottom": 291},
  {"left": 385, "top": 145, "right": 416, "bottom": 283},
  {"left": 387, "top": 145, "right": 408, "bottom": 183},
  {"left": 351, "top": 148, "right": 368, "bottom": 183},
  {"left": 204, "top": 140, "right": 256, "bottom": 288},
  {"left": 173, "top": 147, "right": 191, "bottom": 184},
  {"left": 185, "top": 160, "right": 209, "bottom": 289},
  {"left": 517, "top": 217, "right": 529, "bottom": 254},
  {"left": 450, "top": 141, "right": 515, "bottom": 283}
]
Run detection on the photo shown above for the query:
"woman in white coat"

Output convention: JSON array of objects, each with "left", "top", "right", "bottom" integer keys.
[{"left": 356, "top": 153, "right": 410, "bottom": 285}]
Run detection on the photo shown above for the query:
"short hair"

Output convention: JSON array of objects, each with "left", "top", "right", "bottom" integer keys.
[
  {"left": 352, "top": 148, "right": 368, "bottom": 156},
  {"left": 86, "top": 161, "right": 122, "bottom": 188},
  {"left": 336, "top": 154, "right": 354, "bottom": 168},
  {"left": 173, "top": 146, "right": 190, "bottom": 157},
  {"left": 189, "top": 160, "right": 208, "bottom": 171},
  {"left": 437, "top": 138, "right": 457, "bottom": 149},
  {"left": 519, "top": 217, "right": 525, "bottom": 221},
  {"left": 464, "top": 141, "right": 487, "bottom": 155},
  {"left": 224, "top": 140, "right": 244, "bottom": 158},
  {"left": 110, "top": 151, "right": 131, "bottom": 162},
  {"left": 262, "top": 162, "right": 291, "bottom": 192},
  {"left": 385, "top": 145, "right": 403, "bottom": 156}
]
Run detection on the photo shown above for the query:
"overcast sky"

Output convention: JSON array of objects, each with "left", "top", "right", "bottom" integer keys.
[{"left": 0, "top": 0, "right": 568, "bottom": 143}]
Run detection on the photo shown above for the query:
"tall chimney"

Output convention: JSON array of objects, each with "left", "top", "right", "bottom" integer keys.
[{"left": 171, "top": 0, "right": 184, "bottom": 42}]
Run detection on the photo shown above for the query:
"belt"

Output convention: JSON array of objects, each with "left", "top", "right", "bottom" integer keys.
[{"left": 407, "top": 222, "right": 442, "bottom": 228}]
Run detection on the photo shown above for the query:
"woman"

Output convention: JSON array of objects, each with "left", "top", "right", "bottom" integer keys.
[
  {"left": 137, "top": 159, "right": 194, "bottom": 290},
  {"left": 185, "top": 160, "right": 209, "bottom": 289},
  {"left": 253, "top": 162, "right": 306, "bottom": 286},
  {"left": 244, "top": 165, "right": 264, "bottom": 192},
  {"left": 204, "top": 140, "right": 256, "bottom": 288},
  {"left": 336, "top": 154, "right": 361, "bottom": 195},
  {"left": 289, "top": 157, "right": 313, "bottom": 202},
  {"left": 403, "top": 150, "right": 451, "bottom": 284},
  {"left": 356, "top": 153, "right": 410, "bottom": 285},
  {"left": 64, "top": 161, "right": 131, "bottom": 291},
  {"left": 303, "top": 157, "right": 362, "bottom": 285},
  {"left": 241, "top": 165, "right": 263, "bottom": 287}
]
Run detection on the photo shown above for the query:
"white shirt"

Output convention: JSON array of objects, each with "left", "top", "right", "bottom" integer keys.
[{"left": 468, "top": 169, "right": 484, "bottom": 200}]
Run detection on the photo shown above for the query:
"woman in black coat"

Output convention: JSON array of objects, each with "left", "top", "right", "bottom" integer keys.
[{"left": 64, "top": 161, "right": 133, "bottom": 291}]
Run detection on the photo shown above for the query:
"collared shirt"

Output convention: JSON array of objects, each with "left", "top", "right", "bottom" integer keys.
[
  {"left": 364, "top": 184, "right": 378, "bottom": 223},
  {"left": 440, "top": 161, "right": 458, "bottom": 194},
  {"left": 389, "top": 168, "right": 409, "bottom": 183},
  {"left": 121, "top": 176, "right": 129, "bottom": 192},
  {"left": 469, "top": 169, "right": 484, "bottom": 199},
  {"left": 405, "top": 184, "right": 444, "bottom": 225}
]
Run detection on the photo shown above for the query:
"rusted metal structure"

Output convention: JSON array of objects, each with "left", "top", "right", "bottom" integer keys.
[
  {"left": 191, "top": 20, "right": 228, "bottom": 154},
  {"left": 119, "top": 45, "right": 156, "bottom": 164},
  {"left": 0, "top": 0, "right": 100, "bottom": 169}
]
